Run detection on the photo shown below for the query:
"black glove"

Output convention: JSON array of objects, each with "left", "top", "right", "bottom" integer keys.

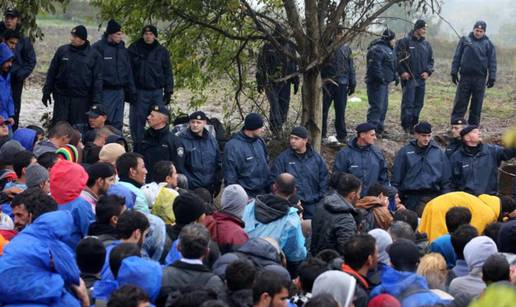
[
  {"left": 394, "top": 79, "right": 400, "bottom": 87},
  {"left": 257, "top": 85, "right": 264, "bottom": 94},
  {"left": 451, "top": 74, "right": 459, "bottom": 85},
  {"left": 42, "top": 93, "right": 52, "bottom": 107},
  {"left": 163, "top": 92, "right": 172, "bottom": 105},
  {"left": 487, "top": 79, "right": 495, "bottom": 88},
  {"left": 347, "top": 84, "right": 355, "bottom": 96},
  {"left": 125, "top": 93, "right": 136, "bottom": 104},
  {"left": 293, "top": 82, "right": 299, "bottom": 95}
]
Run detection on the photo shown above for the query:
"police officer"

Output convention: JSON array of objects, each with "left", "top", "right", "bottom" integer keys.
[
  {"left": 450, "top": 21, "right": 496, "bottom": 126},
  {"left": 392, "top": 122, "right": 451, "bottom": 211},
  {"left": 42, "top": 25, "right": 102, "bottom": 131},
  {"left": 128, "top": 25, "right": 174, "bottom": 149},
  {"left": 334, "top": 123, "right": 388, "bottom": 197},
  {"left": 93, "top": 19, "right": 136, "bottom": 131},
  {"left": 256, "top": 26, "right": 299, "bottom": 134},
  {"left": 0, "top": 9, "right": 36, "bottom": 130},
  {"left": 139, "top": 105, "right": 181, "bottom": 183},
  {"left": 395, "top": 20, "right": 434, "bottom": 134},
  {"left": 445, "top": 117, "right": 466, "bottom": 158},
  {"left": 270, "top": 126, "right": 329, "bottom": 219},
  {"left": 176, "top": 111, "right": 221, "bottom": 194},
  {"left": 223, "top": 113, "right": 269, "bottom": 197},
  {"left": 450, "top": 126, "right": 516, "bottom": 196},
  {"left": 366, "top": 29, "right": 398, "bottom": 135},
  {"left": 321, "top": 26, "right": 356, "bottom": 143}
]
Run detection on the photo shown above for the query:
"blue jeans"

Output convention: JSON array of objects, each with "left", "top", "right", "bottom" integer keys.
[
  {"left": 400, "top": 78, "right": 426, "bottom": 129},
  {"left": 366, "top": 82, "right": 389, "bottom": 132},
  {"left": 100, "top": 89, "right": 125, "bottom": 131},
  {"left": 130, "top": 88, "right": 164, "bottom": 150}
]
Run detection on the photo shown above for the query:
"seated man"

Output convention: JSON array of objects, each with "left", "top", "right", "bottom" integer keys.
[{"left": 243, "top": 173, "right": 307, "bottom": 264}]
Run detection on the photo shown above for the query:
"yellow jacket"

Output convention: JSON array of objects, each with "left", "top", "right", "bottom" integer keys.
[{"left": 418, "top": 192, "right": 500, "bottom": 241}]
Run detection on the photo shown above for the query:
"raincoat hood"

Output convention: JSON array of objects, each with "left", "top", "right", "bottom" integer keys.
[
  {"left": 12, "top": 128, "right": 37, "bottom": 151},
  {"left": 50, "top": 160, "right": 88, "bottom": 205},
  {"left": 118, "top": 256, "right": 162, "bottom": 303}
]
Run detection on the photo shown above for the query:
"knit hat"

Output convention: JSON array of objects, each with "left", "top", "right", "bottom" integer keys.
[
  {"left": 56, "top": 144, "right": 79, "bottom": 163},
  {"left": 368, "top": 229, "right": 393, "bottom": 265},
  {"left": 368, "top": 294, "right": 401, "bottom": 307},
  {"left": 460, "top": 125, "right": 478, "bottom": 138},
  {"left": 189, "top": 111, "right": 208, "bottom": 121},
  {"left": 381, "top": 29, "right": 395, "bottom": 41},
  {"left": 173, "top": 191, "right": 206, "bottom": 225},
  {"left": 71, "top": 25, "right": 87, "bottom": 41},
  {"left": 474, "top": 21, "right": 487, "bottom": 31},
  {"left": 106, "top": 19, "right": 122, "bottom": 35},
  {"left": 451, "top": 117, "right": 466, "bottom": 125},
  {"left": 464, "top": 236, "right": 498, "bottom": 271},
  {"left": 387, "top": 238, "right": 420, "bottom": 272},
  {"left": 291, "top": 126, "right": 309, "bottom": 139},
  {"left": 142, "top": 25, "right": 158, "bottom": 37},
  {"left": 414, "top": 121, "right": 432, "bottom": 134},
  {"left": 312, "top": 271, "right": 356, "bottom": 307},
  {"left": 26, "top": 164, "right": 49, "bottom": 188},
  {"left": 50, "top": 160, "right": 88, "bottom": 205},
  {"left": 356, "top": 122, "right": 376, "bottom": 134},
  {"left": 498, "top": 220, "right": 516, "bottom": 254},
  {"left": 243, "top": 113, "right": 264, "bottom": 130},
  {"left": 0, "top": 140, "right": 23, "bottom": 165},
  {"left": 221, "top": 184, "right": 249, "bottom": 219},
  {"left": 99, "top": 143, "right": 126, "bottom": 164},
  {"left": 414, "top": 19, "right": 427, "bottom": 30}
]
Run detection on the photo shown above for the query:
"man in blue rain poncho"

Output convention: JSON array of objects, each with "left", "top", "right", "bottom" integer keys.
[{"left": 0, "top": 206, "right": 89, "bottom": 306}]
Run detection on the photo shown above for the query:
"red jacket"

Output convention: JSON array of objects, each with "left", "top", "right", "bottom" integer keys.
[{"left": 204, "top": 211, "right": 249, "bottom": 253}]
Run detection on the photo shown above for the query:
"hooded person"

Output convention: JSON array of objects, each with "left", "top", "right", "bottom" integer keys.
[
  {"left": 312, "top": 271, "right": 356, "bottom": 307},
  {"left": 0, "top": 139, "right": 23, "bottom": 188},
  {"left": 449, "top": 236, "right": 498, "bottom": 302},
  {"left": 367, "top": 228, "right": 393, "bottom": 285},
  {"left": 25, "top": 163, "right": 50, "bottom": 192},
  {"left": 50, "top": 159, "right": 94, "bottom": 248},
  {"left": 0, "top": 42, "right": 15, "bottom": 127},
  {"left": 117, "top": 256, "right": 162, "bottom": 303},
  {"left": 418, "top": 191, "right": 500, "bottom": 241},
  {"left": 12, "top": 127, "right": 37, "bottom": 151},
  {"left": 370, "top": 239, "right": 446, "bottom": 306},
  {"left": 204, "top": 184, "right": 249, "bottom": 253},
  {"left": 0, "top": 210, "right": 84, "bottom": 306}
]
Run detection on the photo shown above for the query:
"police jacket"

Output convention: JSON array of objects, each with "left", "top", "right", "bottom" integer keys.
[
  {"left": 139, "top": 125, "right": 182, "bottom": 183},
  {"left": 392, "top": 140, "right": 451, "bottom": 193},
  {"left": 256, "top": 39, "right": 299, "bottom": 89},
  {"left": 223, "top": 131, "right": 270, "bottom": 196},
  {"left": 92, "top": 36, "right": 136, "bottom": 93},
  {"left": 176, "top": 128, "right": 221, "bottom": 191},
  {"left": 365, "top": 39, "right": 397, "bottom": 84},
  {"left": 43, "top": 41, "right": 103, "bottom": 102},
  {"left": 0, "top": 23, "right": 36, "bottom": 82},
  {"left": 321, "top": 44, "right": 356, "bottom": 86},
  {"left": 270, "top": 145, "right": 329, "bottom": 204},
  {"left": 450, "top": 143, "right": 516, "bottom": 195},
  {"left": 451, "top": 32, "right": 496, "bottom": 79},
  {"left": 128, "top": 38, "right": 174, "bottom": 93},
  {"left": 395, "top": 31, "right": 434, "bottom": 78},
  {"left": 334, "top": 138, "right": 388, "bottom": 196}
]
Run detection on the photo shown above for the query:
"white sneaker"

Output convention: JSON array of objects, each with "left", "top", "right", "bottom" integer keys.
[{"left": 327, "top": 135, "right": 339, "bottom": 144}]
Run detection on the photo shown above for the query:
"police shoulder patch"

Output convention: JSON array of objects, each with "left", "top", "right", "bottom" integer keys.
[{"left": 177, "top": 147, "right": 184, "bottom": 157}]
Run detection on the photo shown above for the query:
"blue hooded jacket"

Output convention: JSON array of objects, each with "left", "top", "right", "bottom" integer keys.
[
  {"left": 118, "top": 256, "right": 162, "bottom": 303},
  {"left": 0, "top": 211, "right": 81, "bottom": 306},
  {"left": 58, "top": 197, "right": 95, "bottom": 248},
  {"left": 0, "top": 42, "right": 14, "bottom": 121},
  {"left": 370, "top": 266, "right": 447, "bottom": 307},
  {"left": 13, "top": 128, "right": 37, "bottom": 151}
]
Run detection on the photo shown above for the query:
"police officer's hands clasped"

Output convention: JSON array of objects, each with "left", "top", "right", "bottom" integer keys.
[
  {"left": 451, "top": 74, "right": 459, "bottom": 85},
  {"left": 42, "top": 93, "right": 52, "bottom": 107},
  {"left": 400, "top": 72, "right": 411, "bottom": 81}
]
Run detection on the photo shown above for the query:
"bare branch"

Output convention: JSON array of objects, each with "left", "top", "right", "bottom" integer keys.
[{"left": 283, "top": 0, "right": 306, "bottom": 50}]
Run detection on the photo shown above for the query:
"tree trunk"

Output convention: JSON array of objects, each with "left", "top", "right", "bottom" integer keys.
[{"left": 301, "top": 69, "right": 322, "bottom": 152}]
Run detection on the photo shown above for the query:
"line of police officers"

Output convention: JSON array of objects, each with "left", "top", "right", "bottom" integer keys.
[{"left": 257, "top": 19, "right": 497, "bottom": 137}]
